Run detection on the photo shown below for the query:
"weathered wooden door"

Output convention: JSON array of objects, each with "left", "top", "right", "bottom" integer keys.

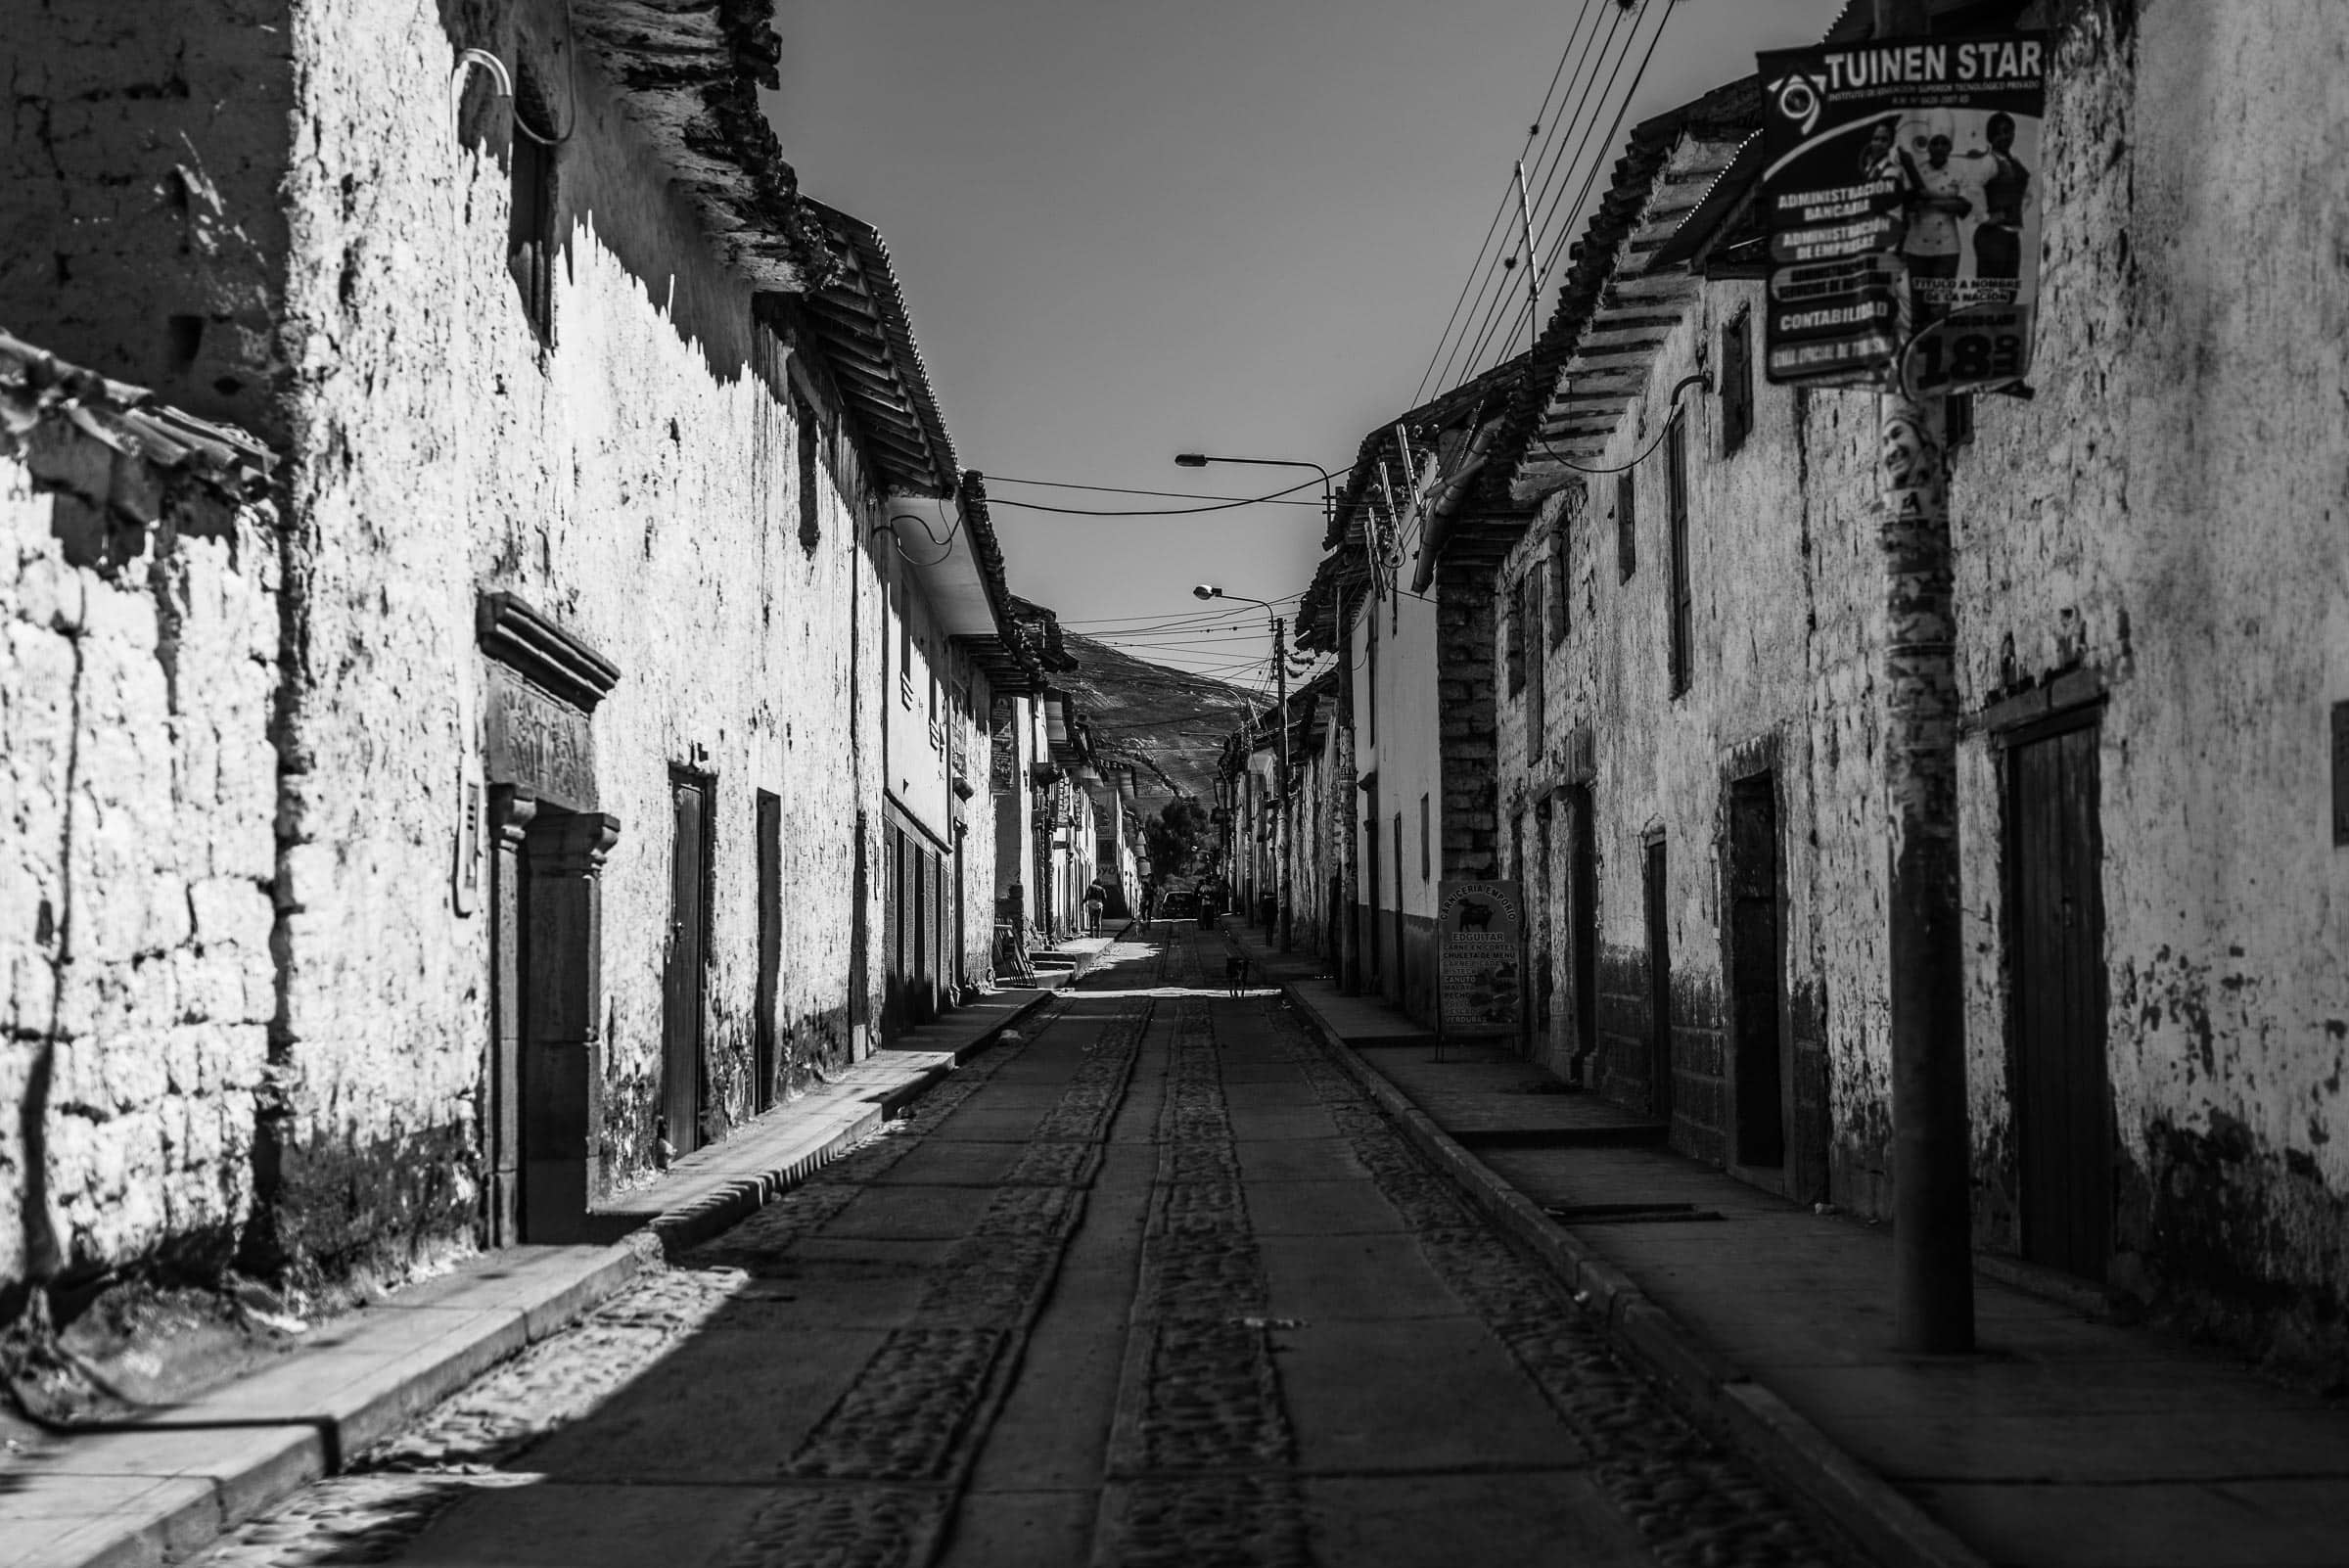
[
  {"left": 1644, "top": 839, "right": 1673, "bottom": 1126},
  {"left": 2008, "top": 715, "right": 2111, "bottom": 1280},
  {"left": 755, "top": 790, "right": 781, "bottom": 1112},
  {"left": 663, "top": 776, "right": 710, "bottom": 1155},
  {"left": 883, "top": 824, "right": 905, "bottom": 1038},
  {"left": 1392, "top": 814, "right": 1407, "bottom": 1007},
  {"left": 915, "top": 847, "right": 938, "bottom": 1025},
  {"left": 1364, "top": 825, "right": 1383, "bottom": 989},
  {"left": 1566, "top": 787, "right": 1597, "bottom": 1080},
  {"left": 1727, "top": 775, "right": 1786, "bottom": 1172},
  {"left": 952, "top": 833, "right": 967, "bottom": 999}
]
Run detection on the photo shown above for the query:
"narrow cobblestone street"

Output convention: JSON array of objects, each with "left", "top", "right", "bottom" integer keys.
[{"left": 187, "top": 926, "right": 1844, "bottom": 1568}]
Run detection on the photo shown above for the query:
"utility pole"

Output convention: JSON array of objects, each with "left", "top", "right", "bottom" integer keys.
[
  {"left": 1272, "top": 613, "right": 1293, "bottom": 953},
  {"left": 1876, "top": 0, "right": 1973, "bottom": 1354},
  {"left": 1514, "top": 159, "right": 1542, "bottom": 364}
]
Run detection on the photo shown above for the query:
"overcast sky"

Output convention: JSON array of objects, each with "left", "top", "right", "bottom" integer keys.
[{"left": 766, "top": 0, "right": 1841, "bottom": 693}]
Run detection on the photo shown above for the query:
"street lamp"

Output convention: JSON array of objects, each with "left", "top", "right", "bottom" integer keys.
[
  {"left": 1175, "top": 451, "right": 1337, "bottom": 538},
  {"left": 1193, "top": 583, "right": 1294, "bottom": 954}
]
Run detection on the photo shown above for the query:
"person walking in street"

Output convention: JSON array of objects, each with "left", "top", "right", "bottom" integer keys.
[{"left": 1083, "top": 880, "right": 1106, "bottom": 937}]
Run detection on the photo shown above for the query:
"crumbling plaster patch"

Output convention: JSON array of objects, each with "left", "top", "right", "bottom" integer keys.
[
  {"left": 1946, "top": 2, "right": 2349, "bottom": 1348},
  {"left": 235, "top": 0, "right": 879, "bottom": 1282},
  {"left": 0, "top": 0, "right": 297, "bottom": 438},
  {"left": 2, "top": 451, "right": 279, "bottom": 1293}
]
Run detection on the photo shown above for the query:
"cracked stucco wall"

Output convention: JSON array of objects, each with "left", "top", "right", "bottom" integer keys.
[
  {"left": 247, "top": 0, "right": 879, "bottom": 1282},
  {"left": 1498, "top": 276, "right": 1846, "bottom": 1185},
  {"left": 1491, "top": 0, "right": 2349, "bottom": 1373},
  {"left": 6, "top": 0, "right": 890, "bottom": 1292},
  {"left": 0, "top": 0, "right": 297, "bottom": 442},
  {"left": 1950, "top": 0, "right": 2349, "bottom": 1370},
  {"left": 1, "top": 442, "right": 280, "bottom": 1296}
]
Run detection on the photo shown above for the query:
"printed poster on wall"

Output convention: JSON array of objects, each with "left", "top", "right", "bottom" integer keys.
[
  {"left": 1437, "top": 880, "right": 1524, "bottom": 1038},
  {"left": 1757, "top": 34, "right": 2048, "bottom": 392}
]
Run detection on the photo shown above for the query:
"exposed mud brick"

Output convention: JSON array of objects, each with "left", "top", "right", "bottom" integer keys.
[
  {"left": 2, "top": 425, "right": 277, "bottom": 1291},
  {"left": 1480, "top": 0, "right": 2349, "bottom": 1377}
]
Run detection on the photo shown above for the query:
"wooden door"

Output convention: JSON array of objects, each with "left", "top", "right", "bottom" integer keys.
[
  {"left": 1392, "top": 813, "right": 1407, "bottom": 1006},
  {"left": 1567, "top": 787, "right": 1597, "bottom": 1079},
  {"left": 663, "top": 777, "right": 710, "bottom": 1155},
  {"left": 1727, "top": 775, "right": 1786, "bottom": 1171},
  {"left": 918, "top": 847, "right": 940, "bottom": 1024},
  {"left": 755, "top": 791, "right": 781, "bottom": 1112},
  {"left": 1644, "top": 839, "right": 1673, "bottom": 1126},
  {"left": 1364, "top": 824, "right": 1382, "bottom": 988},
  {"left": 2008, "top": 716, "right": 2111, "bottom": 1280}
]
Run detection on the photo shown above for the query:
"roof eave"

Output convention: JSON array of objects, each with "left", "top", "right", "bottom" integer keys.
[{"left": 574, "top": 0, "right": 833, "bottom": 294}]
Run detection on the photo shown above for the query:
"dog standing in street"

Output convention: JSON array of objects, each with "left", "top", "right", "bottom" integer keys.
[{"left": 1223, "top": 952, "right": 1252, "bottom": 995}]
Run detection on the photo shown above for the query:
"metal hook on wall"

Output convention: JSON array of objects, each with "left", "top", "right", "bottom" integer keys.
[{"left": 448, "top": 48, "right": 512, "bottom": 144}]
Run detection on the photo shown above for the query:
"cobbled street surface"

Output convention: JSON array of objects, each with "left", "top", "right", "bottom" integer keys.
[{"left": 191, "top": 926, "right": 1850, "bottom": 1568}]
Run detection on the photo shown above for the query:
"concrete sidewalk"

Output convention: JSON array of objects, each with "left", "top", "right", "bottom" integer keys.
[
  {"left": 1, "top": 988, "right": 1051, "bottom": 1568},
  {"left": 1222, "top": 919, "right": 2349, "bottom": 1568}
]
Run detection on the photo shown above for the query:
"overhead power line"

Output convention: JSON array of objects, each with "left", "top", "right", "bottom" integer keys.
[
  {"left": 980, "top": 472, "right": 1329, "bottom": 518},
  {"left": 1450, "top": 0, "right": 1662, "bottom": 389},
  {"left": 987, "top": 475, "right": 1320, "bottom": 508},
  {"left": 1420, "top": 0, "right": 1623, "bottom": 401},
  {"left": 1457, "top": 0, "right": 1650, "bottom": 377}
]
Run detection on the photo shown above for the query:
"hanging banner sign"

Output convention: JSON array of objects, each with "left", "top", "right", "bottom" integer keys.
[
  {"left": 1757, "top": 34, "right": 2048, "bottom": 391},
  {"left": 1437, "top": 880, "right": 1524, "bottom": 1037}
]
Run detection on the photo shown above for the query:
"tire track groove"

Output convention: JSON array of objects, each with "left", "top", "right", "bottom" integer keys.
[
  {"left": 714, "top": 994, "right": 1156, "bottom": 1568},
  {"left": 1094, "top": 961, "right": 1309, "bottom": 1568}
]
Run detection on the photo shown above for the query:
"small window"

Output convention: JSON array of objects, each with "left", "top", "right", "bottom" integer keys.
[
  {"left": 1665, "top": 416, "right": 1692, "bottom": 698},
  {"left": 898, "top": 569, "right": 914, "bottom": 708},
  {"left": 1419, "top": 794, "right": 1430, "bottom": 882},
  {"left": 1545, "top": 526, "right": 1569, "bottom": 648},
  {"left": 793, "top": 389, "right": 820, "bottom": 554},
  {"left": 507, "top": 72, "right": 559, "bottom": 345},
  {"left": 1720, "top": 309, "right": 1753, "bottom": 456},
  {"left": 1616, "top": 471, "right": 1637, "bottom": 581},
  {"left": 1504, "top": 575, "right": 1528, "bottom": 697}
]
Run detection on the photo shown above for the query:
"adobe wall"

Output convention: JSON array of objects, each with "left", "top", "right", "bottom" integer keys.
[
  {"left": 1494, "top": 0, "right": 2349, "bottom": 1370},
  {"left": 238, "top": 0, "right": 880, "bottom": 1281},
  {"left": 0, "top": 0, "right": 297, "bottom": 441},
  {"left": 1948, "top": 0, "right": 2349, "bottom": 1370},
  {"left": 954, "top": 670, "right": 998, "bottom": 989},
  {"left": 1350, "top": 581, "right": 1449, "bottom": 1017},
  {"left": 1502, "top": 280, "right": 1850, "bottom": 1178},
  {"left": 1, "top": 431, "right": 280, "bottom": 1298}
]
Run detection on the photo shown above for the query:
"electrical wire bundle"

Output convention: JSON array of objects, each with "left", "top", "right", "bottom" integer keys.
[{"left": 1411, "top": 0, "right": 1681, "bottom": 407}]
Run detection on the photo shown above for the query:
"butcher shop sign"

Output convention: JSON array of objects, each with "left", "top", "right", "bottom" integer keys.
[{"left": 1437, "top": 880, "right": 1525, "bottom": 1038}]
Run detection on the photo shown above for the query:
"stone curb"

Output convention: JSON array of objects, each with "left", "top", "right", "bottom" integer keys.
[
  {"left": 27, "top": 989, "right": 1054, "bottom": 1568},
  {"left": 643, "top": 989, "right": 1055, "bottom": 1258},
  {"left": 1278, "top": 980, "right": 1990, "bottom": 1568}
]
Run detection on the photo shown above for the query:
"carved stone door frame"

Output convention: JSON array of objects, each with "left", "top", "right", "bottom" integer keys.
[{"left": 478, "top": 593, "right": 621, "bottom": 1245}]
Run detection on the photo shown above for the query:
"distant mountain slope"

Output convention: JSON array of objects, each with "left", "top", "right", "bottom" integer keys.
[{"left": 1056, "top": 631, "right": 1263, "bottom": 815}]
